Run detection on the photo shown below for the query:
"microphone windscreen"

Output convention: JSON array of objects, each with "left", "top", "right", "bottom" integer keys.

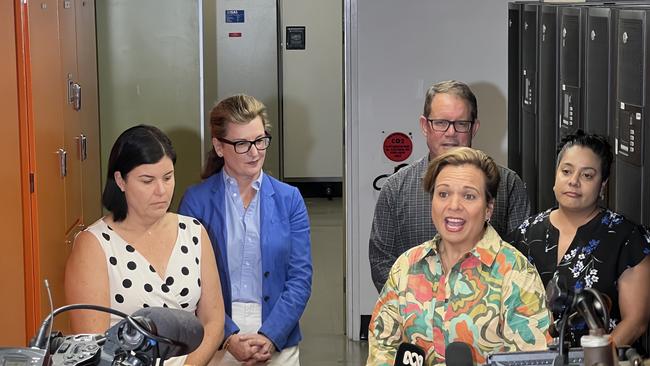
[
  {"left": 394, "top": 343, "right": 425, "bottom": 366},
  {"left": 445, "top": 341, "right": 473, "bottom": 366},
  {"left": 625, "top": 347, "right": 643, "bottom": 365},
  {"left": 131, "top": 307, "right": 204, "bottom": 358},
  {"left": 545, "top": 274, "right": 573, "bottom": 313}
]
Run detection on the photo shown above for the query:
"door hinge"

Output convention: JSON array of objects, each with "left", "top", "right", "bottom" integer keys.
[{"left": 29, "top": 172, "right": 34, "bottom": 193}]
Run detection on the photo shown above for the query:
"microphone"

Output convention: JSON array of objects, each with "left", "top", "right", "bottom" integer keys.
[
  {"left": 574, "top": 288, "right": 611, "bottom": 333},
  {"left": 394, "top": 343, "right": 425, "bottom": 366},
  {"left": 545, "top": 274, "right": 574, "bottom": 315},
  {"left": 625, "top": 347, "right": 643, "bottom": 366},
  {"left": 119, "top": 307, "right": 204, "bottom": 359},
  {"left": 445, "top": 341, "right": 473, "bottom": 366}
]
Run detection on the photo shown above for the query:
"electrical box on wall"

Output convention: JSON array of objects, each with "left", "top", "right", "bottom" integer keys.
[{"left": 286, "top": 26, "right": 306, "bottom": 49}]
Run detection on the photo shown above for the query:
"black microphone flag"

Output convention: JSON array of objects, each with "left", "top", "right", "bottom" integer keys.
[
  {"left": 445, "top": 341, "right": 473, "bottom": 366},
  {"left": 394, "top": 343, "right": 425, "bottom": 366}
]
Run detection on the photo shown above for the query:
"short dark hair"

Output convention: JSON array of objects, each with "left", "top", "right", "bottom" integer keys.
[
  {"left": 423, "top": 147, "right": 500, "bottom": 204},
  {"left": 557, "top": 130, "right": 613, "bottom": 181},
  {"left": 102, "top": 125, "right": 176, "bottom": 221}
]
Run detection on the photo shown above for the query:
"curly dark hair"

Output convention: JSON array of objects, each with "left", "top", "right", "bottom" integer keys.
[{"left": 557, "top": 130, "right": 613, "bottom": 181}]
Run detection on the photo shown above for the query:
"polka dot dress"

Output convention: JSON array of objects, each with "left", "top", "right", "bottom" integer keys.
[{"left": 84, "top": 214, "right": 203, "bottom": 327}]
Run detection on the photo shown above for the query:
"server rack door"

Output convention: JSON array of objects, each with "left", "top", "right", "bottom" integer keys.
[
  {"left": 585, "top": 7, "right": 615, "bottom": 207},
  {"left": 522, "top": 4, "right": 540, "bottom": 212},
  {"left": 585, "top": 7, "right": 613, "bottom": 137},
  {"left": 614, "top": 8, "right": 650, "bottom": 226},
  {"left": 509, "top": 3, "right": 523, "bottom": 176},
  {"left": 537, "top": 4, "right": 560, "bottom": 211},
  {"left": 559, "top": 6, "right": 585, "bottom": 140}
]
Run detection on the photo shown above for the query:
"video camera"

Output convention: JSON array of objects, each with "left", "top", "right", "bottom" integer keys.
[{"left": 0, "top": 304, "right": 204, "bottom": 366}]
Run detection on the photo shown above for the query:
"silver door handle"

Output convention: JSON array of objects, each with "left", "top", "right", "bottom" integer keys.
[
  {"left": 78, "top": 134, "right": 87, "bottom": 161},
  {"left": 58, "top": 148, "right": 67, "bottom": 177},
  {"left": 72, "top": 82, "right": 82, "bottom": 111}
]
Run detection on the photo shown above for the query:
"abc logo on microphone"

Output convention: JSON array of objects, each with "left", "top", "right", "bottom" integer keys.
[
  {"left": 395, "top": 342, "right": 425, "bottom": 366},
  {"left": 402, "top": 350, "right": 424, "bottom": 366}
]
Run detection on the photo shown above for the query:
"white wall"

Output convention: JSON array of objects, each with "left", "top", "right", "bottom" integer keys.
[{"left": 346, "top": 0, "right": 512, "bottom": 340}]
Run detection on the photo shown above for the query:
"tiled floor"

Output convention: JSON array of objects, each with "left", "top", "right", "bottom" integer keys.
[{"left": 299, "top": 197, "right": 368, "bottom": 365}]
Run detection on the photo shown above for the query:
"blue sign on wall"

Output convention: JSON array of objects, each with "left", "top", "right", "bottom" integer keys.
[{"left": 225, "top": 10, "right": 245, "bottom": 23}]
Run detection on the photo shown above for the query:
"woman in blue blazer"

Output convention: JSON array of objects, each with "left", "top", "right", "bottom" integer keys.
[{"left": 179, "top": 94, "right": 312, "bottom": 366}]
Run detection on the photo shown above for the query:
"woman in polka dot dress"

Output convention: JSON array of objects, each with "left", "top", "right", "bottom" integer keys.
[{"left": 65, "top": 125, "right": 225, "bottom": 366}]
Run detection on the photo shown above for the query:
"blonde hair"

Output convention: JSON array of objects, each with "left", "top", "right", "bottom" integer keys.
[
  {"left": 202, "top": 94, "right": 271, "bottom": 178},
  {"left": 422, "top": 147, "right": 500, "bottom": 203}
]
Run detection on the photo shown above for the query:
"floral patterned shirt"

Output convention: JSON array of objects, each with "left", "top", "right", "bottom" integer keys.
[
  {"left": 367, "top": 225, "right": 551, "bottom": 366},
  {"left": 509, "top": 208, "right": 650, "bottom": 346}
]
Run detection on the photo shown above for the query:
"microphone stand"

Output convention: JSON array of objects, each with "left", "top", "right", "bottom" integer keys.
[{"left": 552, "top": 306, "right": 571, "bottom": 366}]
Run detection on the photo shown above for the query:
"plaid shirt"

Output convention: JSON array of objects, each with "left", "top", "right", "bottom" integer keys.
[{"left": 369, "top": 155, "right": 530, "bottom": 292}]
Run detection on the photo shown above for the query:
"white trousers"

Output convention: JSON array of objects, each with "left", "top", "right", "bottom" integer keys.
[{"left": 216, "top": 302, "right": 300, "bottom": 366}]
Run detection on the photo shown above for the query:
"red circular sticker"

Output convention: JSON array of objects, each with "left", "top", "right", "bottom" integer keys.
[{"left": 383, "top": 132, "right": 413, "bottom": 162}]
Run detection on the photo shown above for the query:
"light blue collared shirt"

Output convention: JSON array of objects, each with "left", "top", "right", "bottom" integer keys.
[{"left": 223, "top": 170, "right": 264, "bottom": 304}]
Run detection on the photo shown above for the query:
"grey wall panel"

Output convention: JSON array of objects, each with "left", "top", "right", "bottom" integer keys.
[
  {"left": 281, "top": 0, "right": 343, "bottom": 181},
  {"left": 215, "top": 0, "right": 280, "bottom": 178},
  {"left": 96, "top": 0, "right": 203, "bottom": 210}
]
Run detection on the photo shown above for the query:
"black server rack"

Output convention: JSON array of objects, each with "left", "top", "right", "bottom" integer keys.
[
  {"left": 521, "top": 3, "right": 540, "bottom": 212},
  {"left": 509, "top": 3, "right": 523, "bottom": 177},
  {"left": 537, "top": 4, "right": 561, "bottom": 211},
  {"left": 584, "top": 6, "right": 616, "bottom": 208},
  {"left": 613, "top": 7, "right": 650, "bottom": 226},
  {"left": 584, "top": 7, "right": 614, "bottom": 137},
  {"left": 558, "top": 6, "right": 586, "bottom": 140}
]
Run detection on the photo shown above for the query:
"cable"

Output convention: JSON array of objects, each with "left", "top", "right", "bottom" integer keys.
[{"left": 32, "top": 304, "right": 129, "bottom": 350}]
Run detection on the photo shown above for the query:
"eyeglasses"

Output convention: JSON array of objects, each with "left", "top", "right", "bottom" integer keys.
[
  {"left": 426, "top": 119, "right": 474, "bottom": 133},
  {"left": 218, "top": 135, "right": 272, "bottom": 154}
]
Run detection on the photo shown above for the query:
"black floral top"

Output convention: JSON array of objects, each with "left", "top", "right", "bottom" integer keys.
[{"left": 508, "top": 208, "right": 650, "bottom": 346}]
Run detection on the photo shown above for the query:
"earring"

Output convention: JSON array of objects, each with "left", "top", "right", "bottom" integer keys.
[{"left": 217, "top": 152, "right": 223, "bottom": 158}]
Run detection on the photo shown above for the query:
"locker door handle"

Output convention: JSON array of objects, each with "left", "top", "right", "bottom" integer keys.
[
  {"left": 58, "top": 148, "right": 67, "bottom": 177},
  {"left": 78, "top": 134, "right": 87, "bottom": 161},
  {"left": 72, "top": 82, "right": 82, "bottom": 111},
  {"left": 67, "top": 74, "right": 74, "bottom": 104}
]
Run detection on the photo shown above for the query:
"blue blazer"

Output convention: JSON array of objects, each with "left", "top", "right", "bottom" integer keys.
[{"left": 178, "top": 171, "right": 312, "bottom": 350}]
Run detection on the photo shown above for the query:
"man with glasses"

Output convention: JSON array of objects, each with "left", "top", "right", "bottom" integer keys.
[{"left": 369, "top": 80, "right": 530, "bottom": 292}]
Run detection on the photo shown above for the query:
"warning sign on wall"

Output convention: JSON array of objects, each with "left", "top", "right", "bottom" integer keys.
[{"left": 383, "top": 132, "right": 413, "bottom": 162}]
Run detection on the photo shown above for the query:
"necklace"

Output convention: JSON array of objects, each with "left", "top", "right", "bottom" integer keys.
[
  {"left": 112, "top": 214, "right": 165, "bottom": 242},
  {"left": 438, "top": 244, "right": 454, "bottom": 274}
]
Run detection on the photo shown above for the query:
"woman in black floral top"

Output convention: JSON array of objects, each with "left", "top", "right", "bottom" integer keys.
[{"left": 508, "top": 131, "right": 650, "bottom": 349}]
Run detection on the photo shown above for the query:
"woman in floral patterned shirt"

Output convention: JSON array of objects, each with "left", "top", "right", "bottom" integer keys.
[
  {"left": 509, "top": 131, "right": 650, "bottom": 349},
  {"left": 367, "top": 147, "right": 551, "bottom": 366}
]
